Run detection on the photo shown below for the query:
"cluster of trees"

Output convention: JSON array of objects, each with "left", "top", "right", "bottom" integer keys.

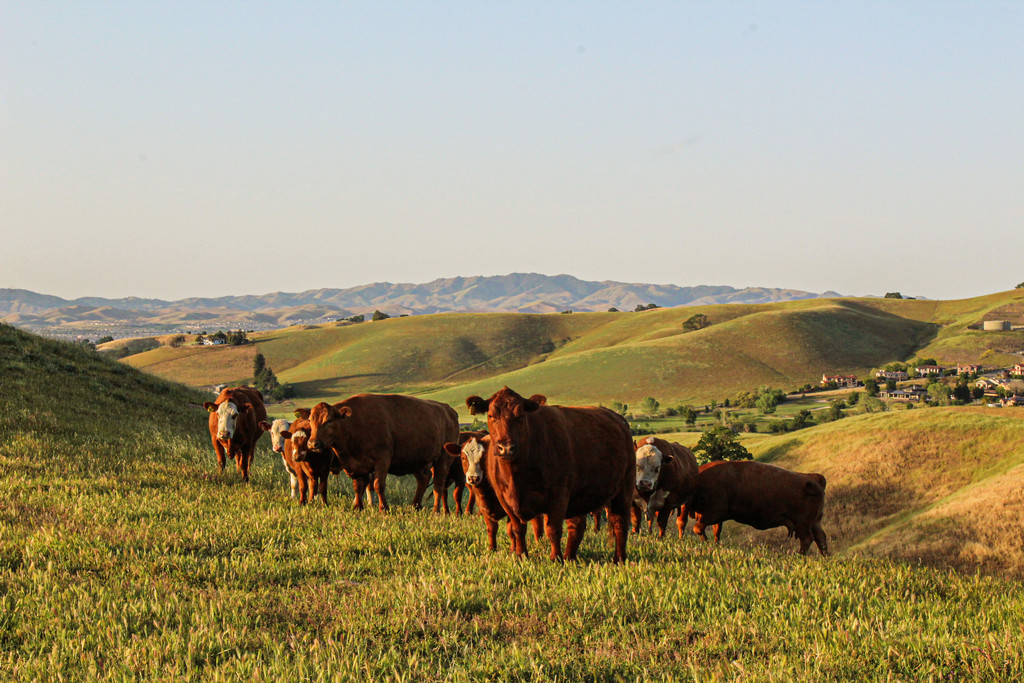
[
  {"left": 682, "top": 314, "right": 709, "bottom": 332},
  {"left": 692, "top": 426, "right": 752, "bottom": 465},
  {"left": 252, "top": 353, "right": 294, "bottom": 402}
]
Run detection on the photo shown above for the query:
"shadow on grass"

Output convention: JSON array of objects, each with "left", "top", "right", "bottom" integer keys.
[{"left": 757, "top": 438, "right": 803, "bottom": 463}]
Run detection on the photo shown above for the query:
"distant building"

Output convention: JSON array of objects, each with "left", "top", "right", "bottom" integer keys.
[
  {"left": 1014, "top": 364, "right": 1024, "bottom": 376},
  {"left": 915, "top": 365, "right": 944, "bottom": 376},
  {"left": 821, "top": 374, "right": 859, "bottom": 388},
  {"left": 983, "top": 320, "right": 1012, "bottom": 331},
  {"left": 1001, "top": 395, "right": 1024, "bottom": 407},
  {"left": 879, "top": 386, "right": 928, "bottom": 402},
  {"left": 957, "top": 364, "right": 982, "bottom": 375},
  {"left": 875, "top": 370, "right": 909, "bottom": 382}
]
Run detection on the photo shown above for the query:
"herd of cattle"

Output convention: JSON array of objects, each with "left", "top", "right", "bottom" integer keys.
[{"left": 204, "top": 385, "right": 829, "bottom": 563}]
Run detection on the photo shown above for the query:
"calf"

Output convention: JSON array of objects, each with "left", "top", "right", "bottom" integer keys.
[
  {"left": 686, "top": 460, "right": 829, "bottom": 555},
  {"left": 204, "top": 386, "right": 267, "bottom": 482},
  {"left": 281, "top": 417, "right": 343, "bottom": 505},
  {"left": 260, "top": 418, "right": 301, "bottom": 499},
  {"left": 632, "top": 437, "right": 698, "bottom": 538},
  {"left": 466, "top": 387, "right": 635, "bottom": 563}
]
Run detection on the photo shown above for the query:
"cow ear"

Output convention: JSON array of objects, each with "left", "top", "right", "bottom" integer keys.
[
  {"left": 443, "top": 442, "right": 461, "bottom": 456},
  {"left": 293, "top": 408, "right": 311, "bottom": 420},
  {"left": 258, "top": 421, "right": 272, "bottom": 432},
  {"left": 466, "top": 396, "right": 490, "bottom": 415},
  {"left": 241, "top": 404, "right": 253, "bottom": 414},
  {"left": 523, "top": 398, "right": 541, "bottom": 413},
  {"left": 204, "top": 402, "right": 217, "bottom": 412},
  {"left": 337, "top": 406, "right": 353, "bottom": 419},
  {"left": 281, "top": 430, "right": 292, "bottom": 440},
  {"left": 528, "top": 394, "right": 547, "bottom": 405},
  {"left": 662, "top": 452, "right": 674, "bottom": 463}
]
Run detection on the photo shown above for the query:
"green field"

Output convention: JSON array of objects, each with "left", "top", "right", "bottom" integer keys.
[{"left": 4, "top": 322, "right": 1024, "bottom": 679}]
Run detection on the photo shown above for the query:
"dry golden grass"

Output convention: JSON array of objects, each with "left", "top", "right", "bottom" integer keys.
[{"left": 124, "top": 343, "right": 257, "bottom": 387}]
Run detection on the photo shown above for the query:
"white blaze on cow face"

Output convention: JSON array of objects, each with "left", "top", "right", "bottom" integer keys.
[
  {"left": 216, "top": 401, "right": 240, "bottom": 440},
  {"left": 462, "top": 437, "right": 486, "bottom": 486},
  {"left": 635, "top": 443, "right": 663, "bottom": 494},
  {"left": 290, "top": 429, "right": 310, "bottom": 461},
  {"left": 269, "top": 419, "right": 291, "bottom": 453}
]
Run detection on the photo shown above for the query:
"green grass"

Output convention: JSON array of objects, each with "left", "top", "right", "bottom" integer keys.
[{"left": 6, "top": 323, "right": 1024, "bottom": 679}]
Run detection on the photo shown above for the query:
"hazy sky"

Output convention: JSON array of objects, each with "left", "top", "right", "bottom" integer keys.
[{"left": 3, "top": 2, "right": 1022, "bottom": 301}]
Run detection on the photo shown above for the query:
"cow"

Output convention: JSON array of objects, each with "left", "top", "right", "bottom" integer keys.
[
  {"left": 443, "top": 431, "right": 487, "bottom": 516},
  {"left": 305, "top": 394, "right": 459, "bottom": 513},
  {"left": 259, "top": 418, "right": 302, "bottom": 499},
  {"left": 632, "top": 437, "right": 698, "bottom": 538},
  {"left": 685, "top": 460, "right": 829, "bottom": 556},
  {"left": 203, "top": 386, "right": 267, "bottom": 482},
  {"left": 465, "top": 387, "right": 635, "bottom": 563},
  {"left": 279, "top": 417, "right": 344, "bottom": 505}
]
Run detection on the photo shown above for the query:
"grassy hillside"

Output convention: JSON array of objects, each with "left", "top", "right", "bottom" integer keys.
[
  {"left": 651, "top": 408, "right": 1024, "bottom": 579},
  {"left": 3, "top": 323, "right": 1024, "bottom": 679}
]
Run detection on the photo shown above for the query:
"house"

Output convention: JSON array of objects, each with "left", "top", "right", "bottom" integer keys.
[
  {"left": 879, "top": 386, "right": 928, "bottom": 402},
  {"left": 202, "top": 338, "right": 226, "bottom": 346},
  {"left": 957, "top": 364, "right": 982, "bottom": 375},
  {"left": 821, "top": 374, "right": 859, "bottom": 388},
  {"left": 875, "top": 370, "right": 909, "bottom": 382},
  {"left": 915, "top": 365, "right": 944, "bottom": 376},
  {"left": 1013, "top": 364, "right": 1024, "bottom": 376},
  {"left": 1001, "top": 395, "right": 1024, "bottom": 407}
]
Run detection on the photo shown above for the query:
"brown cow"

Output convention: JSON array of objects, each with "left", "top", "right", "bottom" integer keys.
[
  {"left": 465, "top": 387, "right": 635, "bottom": 563},
  {"left": 204, "top": 386, "right": 267, "bottom": 482},
  {"left": 306, "top": 394, "right": 459, "bottom": 513},
  {"left": 280, "top": 417, "right": 343, "bottom": 505},
  {"left": 686, "top": 460, "right": 829, "bottom": 555},
  {"left": 632, "top": 437, "right": 698, "bottom": 538},
  {"left": 443, "top": 433, "right": 544, "bottom": 551}
]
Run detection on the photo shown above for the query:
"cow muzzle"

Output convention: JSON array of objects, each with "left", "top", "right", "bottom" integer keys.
[
  {"left": 467, "top": 475, "right": 481, "bottom": 486},
  {"left": 637, "top": 480, "right": 654, "bottom": 494},
  {"left": 495, "top": 441, "right": 517, "bottom": 458}
]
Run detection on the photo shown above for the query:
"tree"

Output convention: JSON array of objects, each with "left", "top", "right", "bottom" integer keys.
[
  {"left": 682, "top": 314, "right": 710, "bottom": 332},
  {"left": 884, "top": 292, "right": 904, "bottom": 299},
  {"left": 755, "top": 386, "right": 785, "bottom": 415},
  {"left": 346, "top": 314, "right": 365, "bottom": 323},
  {"left": 681, "top": 405, "right": 697, "bottom": 426},
  {"left": 610, "top": 401, "right": 628, "bottom": 416},
  {"left": 638, "top": 396, "right": 660, "bottom": 416},
  {"left": 691, "top": 426, "right": 752, "bottom": 465},
  {"left": 1017, "top": 283, "right": 1024, "bottom": 289},
  {"left": 634, "top": 303, "right": 659, "bottom": 312},
  {"left": 864, "top": 378, "right": 879, "bottom": 396},
  {"left": 96, "top": 335, "right": 114, "bottom": 344},
  {"left": 927, "top": 383, "right": 952, "bottom": 405},
  {"left": 791, "top": 409, "right": 814, "bottom": 430},
  {"left": 952, "top": 383, "right": 972, "bottom": 404},
  {"left": 607, "top": 307, "right": 620, "bottom": 313},
  {"left": 886, "top": 378, "right": 897, "bottom": 392},
  {"left": 168, "top": 334, "right": 186, "bottom": 348},
  {"left": 372, "top": 310, "right": 390, "bottom": 322}
]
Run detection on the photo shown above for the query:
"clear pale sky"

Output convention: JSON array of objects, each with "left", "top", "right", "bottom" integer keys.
[{"left": 3, "top": 2, "right": 1022, "bottom": 301}]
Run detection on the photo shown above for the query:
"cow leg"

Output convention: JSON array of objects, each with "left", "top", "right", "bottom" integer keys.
[
  {"left": 297, "top": 471, "right": 309, "bottom": 505},
  {"left": 532, "top": 517, "right": 544, "bottom": 542},
  {"left": 607, "top": 484, "right": 632, "bottom": 564},
  {"left": 351, "top": 477, "right": 366, "bottom": 511},
  {"left": 563, "top": 515, "right": 587, "bottom": 561},
  {"left": 592, "top": 510, "right": 602, "bottom": 532},
  {"left": 212, "top": 438, "right": 227, "bottom": 472},
  {"left": 483, "top": 514, "right": 500, "bottom": 551},
  {"left": 452, "top": 483, "right": 465, "bottom": 515},
  {"left": 431, "top": 455, "right": 452, "bottom": 515},
  {"left": 656, "top": 509, "right": 670, "bottom": 539},
  {"left": 373, "top": 465, "right": 390, "bottom": 513},
  {"left": 411, "top": 469, "right": 430, "bottom": 511},
  {"left": 812, "top": 525, "right": 829, "bottom": 556},
  {"left": 797, "top": 531, "right": 813, "bottom": 555},
  {"left": 467, "top": 489, "right": 477, "bottom": 515},
  {"left": 543, "top": 513, "right": 566, "bottom": 562},
  {"left": 713, "top": 523, "right": 723, "bottom": 544},
  {"left": 676, "top": 506, "right": 687, "bottom": 539},
  {"left": 320, "top": 474, "right": 330, "bottom": 505},
  {"left": 508, "top": 519, "right": 529, "bottom": 558},
  {"left": 631, "top": 503, "right": 642, "bottom": 534}
]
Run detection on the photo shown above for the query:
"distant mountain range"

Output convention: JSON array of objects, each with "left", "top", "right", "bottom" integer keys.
[{"left": 0, "top": 274, "right": 843, "bottom": 338}]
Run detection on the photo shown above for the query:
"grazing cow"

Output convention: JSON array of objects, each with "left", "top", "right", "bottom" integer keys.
[
  {"left": 465, "top": 387, "right": 635, "bottom": 563},
  {"left": 259, "top": 418, "right": 302, "bottom": 499},
  {"left": 686, "top": 460, "right": 829, "bottom": 555},
  {"left": 632, "top": 437, "right": 698, "bottom": 538},
  {"left": 306, "top": 394, "right": 459, "bottom": 513},
  {"left": 204, "top": 386, "right": 267, "bottom": 482}
]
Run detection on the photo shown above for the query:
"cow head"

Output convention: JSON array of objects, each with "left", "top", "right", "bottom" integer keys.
[
  {"left": 206, "top": 400, "right": 252, "bottom": 441},
  {"left": 260, "top": 418, "right": 291, "bottom": 453},
  {"left": 635, "top": 437, "right": 673, "bottom": 495},
  {"left": 282, "top": 419, "right": 312, "bottom": 462},
  {"left": 445, "top": 435, "right": 490, "bottom": 486},
  {"left": 466, "top": 387, "right": 541, "bottom": 460},
  {"left": 307, "top": 402, "right": 353, "bottom": 453}
]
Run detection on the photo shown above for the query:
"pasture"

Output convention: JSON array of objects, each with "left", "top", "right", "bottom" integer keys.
[{"left": 3, "top": 324, "right": 1024, "bottom": 680}]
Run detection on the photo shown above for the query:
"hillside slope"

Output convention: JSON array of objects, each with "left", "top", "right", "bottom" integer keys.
[{"left": 693, "top": 408, "right": 1024, "bottom": 578}]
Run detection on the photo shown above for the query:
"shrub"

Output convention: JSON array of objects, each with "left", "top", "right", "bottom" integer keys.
[{"left": 692, "top": 426, "right": 752, "bottom": 465}]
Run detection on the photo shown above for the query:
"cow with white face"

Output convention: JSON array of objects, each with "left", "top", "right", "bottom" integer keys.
[
  {"left": 259, "top": 418, "right": 302, "bottom": 498},
  {"left": 203, "top": 386, "right": 267, "bottom": 482},
  {"left": 632, "top": 437, "right": 698, "bottom": 539}
]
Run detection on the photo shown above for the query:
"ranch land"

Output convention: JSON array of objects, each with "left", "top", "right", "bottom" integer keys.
[{"left": 5, "top": 288, "right": 1024, "bottom": 680}]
